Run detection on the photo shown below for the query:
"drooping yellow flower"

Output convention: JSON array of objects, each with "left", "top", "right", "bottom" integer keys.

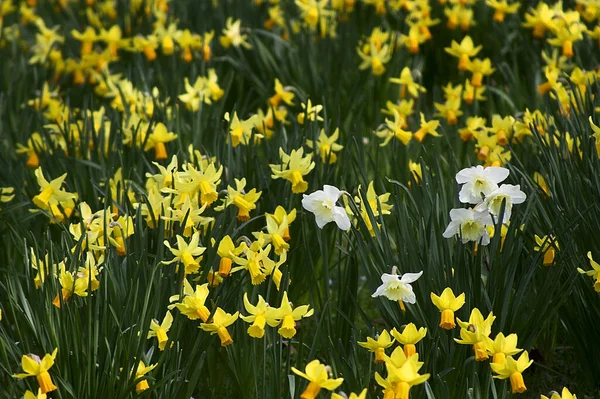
[
  {"left": 133, "top": 361, "right": 157, "bottom": 393},
  {"left": 220, "top": 18, "right": 252, "bottom": 49},
  {"left": 534, "top": 234, "right": 559, "bottom": 266},
  {"left": 16, "top": 132, "right": 47, "bottom": 168},
  {"left": 541, "top": 387, "right": 577, "bottom": 399},
  {"left": 163, "top": 232, "right": 206, "bottom": 275},
  {"left": 444, "top": 36, "right": 482, "bottom": 71},
  {"left": 270, "top": 147, "right": 315, "bottom": 194},
  {"left": 413, "top": 113, "right": 441, "bottom": 142},
  {"left": 267, "top": 291, "right": 314, "bottom": 338},
  {"left": 216, "top": 235, "right": 245, "bottom": 277},
  {"left": 13, "top": 348, "right": 58, "bottom": 394},
  {"left": 231, "top": 242, "right": 269, "bottom": 284},
  {"left": 374, "top": 355, "right": 430, "bottom": 399},
  {"left": 487, "top": 333, "right": 522, "bottom": 364},
  {"left": 297, "top": 100, "right": 324, "bottom": 125},
  {"left": 215, "top": 178, "right": 262, "bottom": 221},
  {"left": 467, "top": 58, "right": 495, "bottom": 88},
  {"left": 357, "top": 330, "right": 395, "bottom": 363},
  {"left": 71, "top": 27, "right": 98, "bottom": 56},
  {"left": 357, "top": 41, "right": 392, "bottom": 76},
  {"left": 376, "top": 110, "right": 413, "bottom": 147},
  {"left": 331, "top": 389, "right": 367, "bottom": 399},
  {"left": 144, "top": 123, "right": 177, "bottom": 160},
  {"left": 147, "top": 310, "right": 173, "bottom": 351},
  {"left": 522, "top": 2, "right": 558, "bottom": 38},
  {"left": 24, "top": 389, "right": 47, "bottom": 399},
  {"left": 390, "top": 67, "right": 426, "bottom": 98},
  {"left": 200, "top": 307, "right": 239, "bottom": 346},
  {"left": 391, "top": 323, "right": 427, "bottom": 357},
  {"left": 577, "top": 251, "right": 600, "bottom": 292},
  {"left": 306, "top": 128, "right": 344, "bottom": 164},
  {"left": 241, "top": 293, "right": 279, "bottom": 338},
  {"left": 486, "top": 0, "right": 520, "bottom": 22},
  {"left": 455, "top": 308, "right": 496, "bottom": 361},
  {"left": 269, "top": 78, "right": 295, "bottom": 107},
  {"left": 32, "top": 168, "right": 77, "bottom": 218},
  {"left": 291, "top": 359, "right": 344, "bottom": 399},
  {"left": 261, "top": 214, "right": 290, "bottom": 255},
  {"left": 267, "top": 206, "right": 297, "bottom": 241},
  {"left": 430, "top": 287, "right": 465, "bottom": 329},
  {"left": 225, "top": 112, "right": 261, "bottom": 148},
  {"left": 168, "top": 279, "right": 211, "bottom": 321},
  {"left": 490, "top": 351, "right": 533, "bottom": 393}
]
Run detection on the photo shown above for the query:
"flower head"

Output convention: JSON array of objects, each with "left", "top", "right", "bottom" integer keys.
[
  {"left": 372, "top": 267, "right": 423, "bottom": 304},
  {"left": 302, "top": 185, "right": 351, "bottom": 230},
  {"left": 291, "top": 359, "right": 344, "bottom": 399}
]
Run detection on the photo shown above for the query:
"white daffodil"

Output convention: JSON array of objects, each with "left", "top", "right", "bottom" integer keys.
[
  {"left": 443, "top": 207, "right": 493, "bottom": 245},
  {"left": 481, "top": 184, "right": 526, "bottom": 223},
  {"left": 302, "top": 185, "right": 351, "bottom": 230},
  {"left": 372, "top": 268, "right": 423, "bottom": 303},
  {"left": 456, "top": 166, "right": 509, "bottom": 204}
]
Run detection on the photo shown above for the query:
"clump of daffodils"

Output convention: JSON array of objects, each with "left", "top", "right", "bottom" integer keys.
[{"left": 443, "top": 165, "right": 526, "bottom": 245}]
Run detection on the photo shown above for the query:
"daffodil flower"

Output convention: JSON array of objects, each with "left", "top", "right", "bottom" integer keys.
[
  {"left": 163, "top": 232, "right": 206, "bottom": 275},
  {"left": 490, "top": 351, "right": 533, "bottom": 393},
  {"left": 302, "top": 185, "right": 351, "bottom": 230},
  {"left": 147, "top": 310, "right": 173, "bottom": 350},
  {"left": 430, "top": 287, "right": 465, "bottom": 329},
  {"left": 391, "top": 323, "right": 427, "bottom": 357},
  {"left": 13, "top": 348, "right": 58, "bottom": 394},
  {"left": 200, "top": 307, "right": 239, "bottom": 346},
  {"left": 267, "top": 291, "right": 314, "bottom": 338},
  {"left": 291, "top": 359, "right": 344, "bottom": 399},
  {"left": 455, "top": 165, "right": 510, "bottom": 204},
  {"left": 372, "top": 267, "right": 423, "bottom": 309},
  {"left": 357, "top": 330, "right": 395, "bottom": 363}
]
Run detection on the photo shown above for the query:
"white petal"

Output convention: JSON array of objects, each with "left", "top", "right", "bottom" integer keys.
[
  {"left": 333, "top": 206, "right": 351, "bottom": 231},
  {"left": 322, "top": 185, "right": 341, "bottom": 202},
  {"left": 455, "top": 166, "right": 482, "bottom": 184},
  {"left": 400, "top": 271, "right": 423, "bottom": 283},
  {"left": 403, "top": 292, "right": 417, "bottom": 304},
  {"left": 484, "top": 167, "right": 510, "bottom": 183}
]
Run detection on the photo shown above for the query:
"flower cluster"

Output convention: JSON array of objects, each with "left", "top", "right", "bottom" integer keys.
[{"left": 443, "top": 166, "right": 526, "bottom": 245}]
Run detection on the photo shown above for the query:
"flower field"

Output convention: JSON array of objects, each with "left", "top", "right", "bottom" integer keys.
[{"left": 1, "top": 0, "right": 600, "bottom": 398}]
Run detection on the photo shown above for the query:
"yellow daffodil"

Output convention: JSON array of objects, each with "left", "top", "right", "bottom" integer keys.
[
  {"left": 455, "top": 308, "right": 496, "bottom": 361},
  {"left": 269, "top": 78, "right": 295, "bottom": 107},
  {"left": 445, "top": 36, "right": 482, "bottom": 71},
  {"left": 225, "top": 111, "right": 261, "bottom": 147},
  {"left": 144, "top": 123, "right": 177, "bottom": 160},
  {"left": 220, "top": 18, "right": 252, "bottom": 49},
  {"left": 241, "top": 293, "right": 278, "bottom": 338},
  {"left": 413, "top": 113, "right": 441, "bottom": 142},
  {"left": 200, "top": 307, "right": 239, "bottom": 346},
  {"left": 133, "top": 361, "right": 157, "bottom": 392},
  {"left": 391, "top": 323, "right": 427, "bottom": 357},
  {"left": 390, "top": 67, "right": 426, "bottom": 98},
  {"left": 168, "top": 279, "right": 211, "bottom": 321},
  {"left": 297, "top": 100, "right": 324, "bottom": 125},
  {"left": 490, "top": 351, "right": 533, "bottom": 393},
  {"left": 267, "top": 291, "right": 314, "bottom": 338},
  {"left": 541, "top": 387, "right": 577, "bottom": 399},
  {"left": 215, "top": 178, "right": 262, "bottom": 221},
  {"left": 577, "top": 251, "right": 600, "bottom": 292},
  {"left": 357, "top": 330, "right": 395, "bottom": 363},
  {"left": 306, "top": 128, "right": 344, "bottom": 164},
  {"left": 147, "top": 310, "right": 173, "bottom": 351},
  {"left": 291, "top": 359, "right": 344, "bottom": 399},
  {"left": 270, "top": 147, "right": 315, "bottom": 194},
  {"left": 487, "top": 333, "right": 522, "bottom": 364},
  {"left": 534, "top": 234, "right": 559, "bottom": 266},
  {"left": 430, "top": 287, "right": 465, "bottom": 329},
  {"left": 163, "top": 232, "right": 206, "bottom": 275},
  {"left": 13, "top": 348, "right": 58, "bottom": 394}
]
